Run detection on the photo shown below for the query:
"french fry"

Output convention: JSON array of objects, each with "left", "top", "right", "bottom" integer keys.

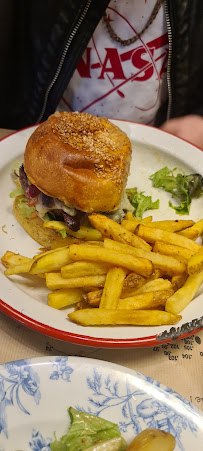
[
  {"left": 120, "top": 287, "right": 143, "bottom": 299},
  {"left": 99, "top": 267, "right": 127, "bottom": 309},
  {"left": 153, "top": 241, "right": 195, "bottom": 263},
  {"left": 86, "top": 289, "right": 102, "bottom": 306},
  {"left": 146, "top": 219, "right": 194, "bottom": 232},
  {"left": 46, "top": 272, "right": 106, "bottom": 290},
  {"left": 123, "top": 273, "right": 146, "bottom": 289},
  {"left": 83, "top": 286, "right": 102, "bottom": 293},
  {"left": 177, "top": 229, "right": 199, "bottom": 240},
  {"left": 79, "top": 241, "right": 104, "bottom": 246},
  {"left": 121, "top": 216, "right": 152, "bottom": 232},
  {"left": 104, "top": 239, "right": 186, "bottom": 275},
  {"left": 68, "top": 308, "right": 181, "bottom": 326},
  {"left": 140, "top": 216, "right": 153, "bottom": 224},
  {"left": 61, "top": 261, "right": 110, "bottom": 279},
  {"left": 178, "top": 219, "right": 203, "bottom": 240},
  {"left": 124, "top": 212, "right": 152, "bottom": 223},
  {"left": 48, "top": 288, "right": 84, "bottom": 309},
  {"left": 125, "top": 212, "right": 135, "bottom": 220},
  {"left": 1, "top": 251, "right": 32, "bottom": 268},
  {"left": 134, "top": 278, "right": 172, "bottom": 294},
  {"left": 75, "top": 295, "right": 89, "bottom": 310},
  {"left": 120, "top": 279, "right": 172, "bottom": 299},
  {"left": 171, "top": 273, "right": 188, "bottom": 291},
  {"left": 88, "top": 214, "right": 151, "bottom": 250},
  {"left": 165, "top": 271, "right": 203, "bottom": 314},
  {"left": 118, "top": 292, "right": 154, "bottom": 310},
  {"left": 69, "top": 244, "right": 153, "bottom": 277},
  {"left": 36, "top": 273, "right": 46, "bottom": 279},
  {"left": 43, "top": 220, "right": 102, "bottom": 241},
  {"left": 4, "top": 261, "right": 34, "bottom": 275},
  {"left": 120, "top": 218, "right": 139, "bottom": 232},
  {"left": 29, "top": 247, "right": 72, "bottom": 274},
  {"left": 136, "top": 224, "right": 200, "bottom": 252},
  {"left": 188, "top": 247, "right": 203, "bottom": 275},
  {"left": 118, "top": 289, "right": 174, "bottom": 310},
  {"left": 3, "top": 210, "right": 202, "bottom": 330},
  {"left": 149, "top": 269, "right": 164, "bottom": 279},
  {"left": 33, "top": 246, "right": 69, "bottom": 261},
  {"left": 1, "top": 251, "right": 46, "bottom": 278}
]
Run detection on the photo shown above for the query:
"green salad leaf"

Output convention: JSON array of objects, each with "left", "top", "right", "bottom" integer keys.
[
  {"left": 126, "top": 188, "right": 159, "bottom": 219},
  {"left": 9, "top": 186, "right": 24, "bottom": 198},
  {"left": 185, "top": 173, "right": 203, "bottom": 198},
  {"left": 149, "top": 166, "right": 176, "bottom": 193},
  {"left": 50, "top": 407, "right": 126, "bottom": 451},
  {"left": 59, "top": 229, "right": 67, "bottom": 238},
  {"left": 43, "top": 212, "right": 51, "bottom": 222},
  {"left": 149, "top": 167, "right": 203, "bottom": 215},
  {"left": 125, "top": 187, "right": 138, "bottom": 200},
  {"left": 17, "top": 197, "right": 36, "bottom": 217}
]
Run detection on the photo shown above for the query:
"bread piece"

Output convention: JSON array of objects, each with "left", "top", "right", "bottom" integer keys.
[
  {"left": 24, "top": 112, "right": 132, "bottom": 213},
  {"left": 13, "top": 196, "right": 78, "bottom": 249}
]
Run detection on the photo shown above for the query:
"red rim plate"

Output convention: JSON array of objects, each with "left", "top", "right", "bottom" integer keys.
[
  {"left": 0, "top": 122, "right": 202, "bottom": 348},
  {"left": 0, "top": 298, "right": 202, "bottom": 348}
]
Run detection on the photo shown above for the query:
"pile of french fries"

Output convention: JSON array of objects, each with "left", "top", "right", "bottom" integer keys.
[{"left": 1, "top": 213, "right": 203, "bottom": 327}]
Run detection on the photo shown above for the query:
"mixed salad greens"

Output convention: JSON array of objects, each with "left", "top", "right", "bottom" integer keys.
[
  {"left": 50, "top": 407, "right": 126, "bottom": 451},
  {"left": 126, "top": 166, "right": 203, "bottom": 219},
  {"left": 149, "top": 167, "right": 203, "bottom": 215}
]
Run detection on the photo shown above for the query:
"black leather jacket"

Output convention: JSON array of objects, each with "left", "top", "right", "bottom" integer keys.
[{"left": 1, "top": 0, "right": 203, "bottom": 129}]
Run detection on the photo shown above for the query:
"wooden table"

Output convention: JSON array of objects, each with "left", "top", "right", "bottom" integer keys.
[{"left": 0, "top": 128, "right": 203, "bottom": 411}]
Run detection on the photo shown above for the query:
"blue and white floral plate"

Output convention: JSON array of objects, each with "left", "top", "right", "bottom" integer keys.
[{"left": 0, "top": 356, "right": 203, "bottom": 451}]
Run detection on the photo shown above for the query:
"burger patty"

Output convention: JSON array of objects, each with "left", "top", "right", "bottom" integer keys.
[{"left": 51, "top": 209, "right": 86, "bottom": 231}]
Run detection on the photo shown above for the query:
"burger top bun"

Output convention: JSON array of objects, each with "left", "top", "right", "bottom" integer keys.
[{"left": 24, "top": 112, "right": 132, "bottom": 213}]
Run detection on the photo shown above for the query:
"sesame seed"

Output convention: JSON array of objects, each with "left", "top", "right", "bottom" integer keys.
[{"left": 51, "top": 112, "right": 128, "bottom": 187}]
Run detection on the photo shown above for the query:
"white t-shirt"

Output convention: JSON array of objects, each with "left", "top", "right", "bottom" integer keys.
[{"left": 57, "top": 0, "right": 168, "bottom": 125}]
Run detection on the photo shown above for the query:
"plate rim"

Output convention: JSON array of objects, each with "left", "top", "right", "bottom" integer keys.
[
  {"left": 0, "top": 121, "right": 203, "bottom": 348},
  {"left": 0, "top": 298, "right": 202, "bottom": 348}
]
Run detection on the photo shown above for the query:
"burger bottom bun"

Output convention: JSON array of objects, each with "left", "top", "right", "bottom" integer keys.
[{"left": 13, "top": 196, "right": 79, "bottom": 249}]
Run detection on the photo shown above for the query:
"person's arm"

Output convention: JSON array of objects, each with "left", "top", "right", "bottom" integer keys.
[{"left": 160, "top": 115, "right": 203, "bottom": 150}]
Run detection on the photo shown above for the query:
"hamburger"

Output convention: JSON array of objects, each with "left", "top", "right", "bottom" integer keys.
[{"left": 12, "top": 111, "right": 133, "bottom": 248}]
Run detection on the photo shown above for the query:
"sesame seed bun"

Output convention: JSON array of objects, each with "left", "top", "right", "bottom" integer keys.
[{"left": 23, "top": 112, "right": 132, "bottom": 213}]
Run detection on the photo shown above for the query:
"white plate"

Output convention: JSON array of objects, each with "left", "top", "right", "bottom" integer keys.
[
  {"left": 0, "top": 121, "right": 203, "bottom": 348},
  {"left": 0, "top": 356, "right": 203, "bottom": 451}
]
